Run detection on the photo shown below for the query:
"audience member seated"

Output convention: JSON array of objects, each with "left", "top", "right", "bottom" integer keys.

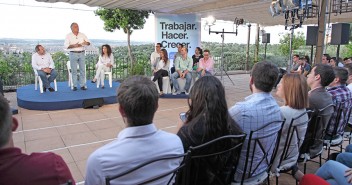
[
  {"left": 291, "top": 54, "right": 301, "bottom": 73},
  {"left": 337, "top": 144, "right": 352, "bottom": 168},
  {"left": 229, "top": 61, "right": 283, "bottom": 182},
  {"left": 0, "top": 96, "right": 75, "bottom": 185},
  {"left": 177, "top": 76, "right": 243, "bottom": 185},
  {"left": 171, "top": 47, "right": 193, "bottom": 95},
  {"left": 300, "top": 64, "right": 335, "bottom": 158},
  {"left": 322, "top": 54, "right": 331, "bottom": 65},
  {"left": 150, "top": 43, "right": 162, "bottom": 72},
  {"left": 91, "top": 44, "right": 114, "bottom": 88},
  {"left": 271, "top": 74, "right": 309, "bottom": 180},
  {"left": 152, "top": 48, "right": 170, "bottom": 96},
  {"left": 196, "top": 49, "right": 214, "bottom": 78},
  {"left": 297, "top": 56, "right": 311, "bottom": 77},
  {"left": 325, "top": 67, "right": 352, "bottom": 139},
  {"left": 344, "top": 57, "right": 352, "bottom": 65},
  {"left": 329, "top": 57, "right": 338, "bottom": 67},
  {"left": 191, "top": 47, "right": 203, "bottom": 70},
  {"left": 85, "top": 76, "right": 183, "bottom": 185},
  {"left": 31, "top": 44, "right": 58, "bottom": 92},
  {"left": 345, "top": 63, "right": 352, "bottom": 92},
  {"left": 316, "top": 160, "right": 352, "bottom": 185}
]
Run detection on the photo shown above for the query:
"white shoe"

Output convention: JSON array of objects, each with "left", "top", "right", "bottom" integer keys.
[
  {"left": 185, "top": 92, "right": 189, "bottom": 95},
  {"left": 172, "top": 92, "right": 177, "bottom": 95}
]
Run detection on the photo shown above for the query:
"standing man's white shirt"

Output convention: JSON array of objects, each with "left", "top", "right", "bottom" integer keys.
[{"left": 64, "top": 32, "right": 90, "bottom": 52}]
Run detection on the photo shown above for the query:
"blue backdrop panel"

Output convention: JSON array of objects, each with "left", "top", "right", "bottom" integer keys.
[{"left": 17, "top": 81, "right": 120, "bottom": 110}]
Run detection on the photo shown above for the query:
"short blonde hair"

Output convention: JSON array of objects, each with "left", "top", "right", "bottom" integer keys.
[{"left": 282, "top": 74, "right": 309, "bottom": 109}]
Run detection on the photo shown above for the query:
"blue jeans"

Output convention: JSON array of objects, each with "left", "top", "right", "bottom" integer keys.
[
  {"left": 37, "top": 69, "right": 58, "bottom": 88},
  {"left": 69, "top": 52, "right": 86, "bottom": 88},
  {"left": 171, "top": 72, "right": 192, "bottom": 92},
  {"left": 316, "top": 160, "right": 350, "bottom": 185},
  {"left": 197, "top": 70, "right": 212, "bottom": 78},
  {"left": 336, "top": 144, "right": 352, "bottom": 168}
]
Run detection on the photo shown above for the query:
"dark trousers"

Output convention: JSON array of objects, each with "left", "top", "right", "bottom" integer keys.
[{"left": 152, "top": 69, "right": 169, "bottom": 91}]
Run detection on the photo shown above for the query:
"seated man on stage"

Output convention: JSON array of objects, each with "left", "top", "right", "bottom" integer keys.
[
  {"left": 171, "top": 47, "right": 193, "bottom": 95},
  {"left": 31, "top": 45, "right": 58, "bottom": 92},
  {"left": 196, "top": 49, "right": 214, "bottom": 78}
]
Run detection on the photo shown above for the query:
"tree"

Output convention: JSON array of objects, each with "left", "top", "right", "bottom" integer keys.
[
  {"left": 95, "top": 8, "right": 150, "bottom": 68},
  {"left": 279, "top": 32, "right": 305, "bottom": 57}
]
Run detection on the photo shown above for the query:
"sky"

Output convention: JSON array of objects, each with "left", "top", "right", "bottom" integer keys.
[{"left": 0, "top": 0, "right": 308, "bottom": 44}]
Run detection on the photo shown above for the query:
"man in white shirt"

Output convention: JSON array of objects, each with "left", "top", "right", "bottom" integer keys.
[
  {"left": 31, "top": 45, "right": 57, "bottom": 92},
  {"left": 64, "top": 22, "right": 90, "bottom": 91},
  {"left": 85, "top": 76, "right": 184, "bottom": 185},
  {"left": 150, "top": 43, "right": 162, "bottom": 71}
]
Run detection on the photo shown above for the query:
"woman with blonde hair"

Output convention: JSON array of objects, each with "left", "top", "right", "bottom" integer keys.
[{"left": 271, "top": 73, "right": 309, "bottom": 180}]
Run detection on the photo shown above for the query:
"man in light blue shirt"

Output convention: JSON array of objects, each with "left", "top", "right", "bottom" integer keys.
[
  {"left": 171, "top": 47, "right": 193, "bottom": 95},
  {"left": 229, "top": 61, "right": 283, "bottom": 183},
  {"left": 85, "top": 76, "right": 184, "bottom": 185}
]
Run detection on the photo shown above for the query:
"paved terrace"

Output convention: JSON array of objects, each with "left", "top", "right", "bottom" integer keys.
[{"left": 5, "top": 73, "right": 350, "bottom": 184}]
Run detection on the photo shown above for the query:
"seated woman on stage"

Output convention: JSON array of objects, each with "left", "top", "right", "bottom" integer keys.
[
  {"left": 177, "top": 76, "right": 243, "bottom": 185},
  {"left": 91, "top": 44, "right": 114, "bottom": 88},
  {"left": 152, "top": 48, "right": 170, "bottom": 95},
  {"left": 192, "top": 47, "right": 203, "bottom": 70},
  {"left": 196, "top": 49, "right": 214, "bottom": 78},
  {"left": 271, "top": 73, "right": 309, "bottom": 180}
]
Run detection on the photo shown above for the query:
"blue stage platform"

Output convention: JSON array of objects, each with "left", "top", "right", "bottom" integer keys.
[{"left": 17, "top": 81, "right": 120, "bottom": 110}]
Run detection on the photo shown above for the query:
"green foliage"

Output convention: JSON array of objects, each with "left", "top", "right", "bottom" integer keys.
[
  {"left": 279, "top": 32, "right": 306, "bottom": 56},
  {"left": 345, "top": 44, "right": 352, "bottom": 58},
  {"left": 95, "top": 8, "right": 150, "bottom": 65}
]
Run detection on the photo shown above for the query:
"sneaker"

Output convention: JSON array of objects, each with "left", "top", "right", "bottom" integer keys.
[
  {"left": 185, "top": 90, "right": 189, "bottom": 95},
  {"left": 73, "top": 87, "right": 77, "bottom": 91},
  {"left": 172, "top": 92, "right": 177, "bottom": 95},
  {"left": 81, "top": 87, "right": 87, "bottom": 90}
]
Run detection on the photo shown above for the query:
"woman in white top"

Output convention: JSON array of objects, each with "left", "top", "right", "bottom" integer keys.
[
  {"left": 152, "top": 49, "right": 170, "bottom": 95},
  {"left": 271, "top": 73, "right": 309, "bottom": 181},
  {"left": 91, "top": 44, "right": 114, "bottom": 89}
]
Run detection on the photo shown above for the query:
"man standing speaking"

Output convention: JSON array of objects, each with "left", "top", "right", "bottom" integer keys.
[{"left": 64, "top": 22, "right": 90, "bottom": 91}]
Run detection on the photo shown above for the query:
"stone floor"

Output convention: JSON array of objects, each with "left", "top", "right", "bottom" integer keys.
[{"left": 5, "top": 73, "right": 350, "bottom": 184}]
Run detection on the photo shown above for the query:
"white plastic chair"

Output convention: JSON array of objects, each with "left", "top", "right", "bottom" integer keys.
[
  {"left": 151, "top": 76, "right": 172, "bottom": 94},
  {"left": 34, "top": 69, "right": 57, "bottom": 93},
  {"left": 66, "top": 61, "right": 86, "bottom": 89},
  {"left": 96, "top": 66, "right": 113, "bottom": 88}
]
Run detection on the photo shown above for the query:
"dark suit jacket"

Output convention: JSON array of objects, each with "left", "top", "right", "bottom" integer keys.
[{"left": 300, "top": 87, "right": 333, "bottom": 157}]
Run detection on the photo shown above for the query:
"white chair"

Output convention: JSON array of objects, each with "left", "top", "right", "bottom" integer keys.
[
  {"left": 96, "top": 66, "right": 113, "bottom": 88},
  {"left": 34, "top": 69, "right": 57, "bottom": 93},
  {"left": 151, "top": 76, "right": 172, "bottom": 94},
  {"left": 66, "top": 61, "right": 86, "bottom": 90}
]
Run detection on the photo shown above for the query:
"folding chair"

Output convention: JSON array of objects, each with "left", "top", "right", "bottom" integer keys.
[
  {"left": 34, "top": 69, "right": 57, "bottom": 93},
  {"left": 324, "top": 99, "right": 352, "bottom": 158},
  {"left": 183, "top": 134, "right": 246, "bottom": 185},
  {"left": 274, "top": 110, "right": 312, "bottom": 185},
  {"left": 232, "top": 119, "right": 285, "bottom": 185},
  {"left": 300, "top": 104, "right": 334, "bottom": 174},
  {"left": 105, "top": 153, "right": 189, "bottom": 185}
]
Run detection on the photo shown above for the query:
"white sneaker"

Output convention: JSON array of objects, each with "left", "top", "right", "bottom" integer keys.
[
  {"left": 172, "top": 92, "right": 177, "bottom": 95},
  {"left": 185, "top": 92, "right": 189, "bottom": 95}
]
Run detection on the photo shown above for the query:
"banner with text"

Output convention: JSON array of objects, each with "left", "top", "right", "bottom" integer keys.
[{"left": 155, "top": 13, "right": 200, "bottom": 61}]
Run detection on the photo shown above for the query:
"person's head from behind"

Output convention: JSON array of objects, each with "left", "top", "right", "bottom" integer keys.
[
  {"left": 276, "top": 74, "right": 309, "bottom": 109},
  {"left": 328, "top": 66, "right": 348, "bottom": 87},
  {"left": 101, "top": 44, "right": 112, "bottom": 57},
  {"left": 117, "top": 76, "right": 159, "bottom": 127},
  {"left": 186, "top": 76, "right": 229, "bottom": 137},
  {"left": 0, "top": 96, "right": 18, "bottom": 149},
  {"left": 250, "top": 61, "right": 279, "bottom": 93},
  {"left": 307, "top": 64, "right": 335, "bottom": 88}
]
